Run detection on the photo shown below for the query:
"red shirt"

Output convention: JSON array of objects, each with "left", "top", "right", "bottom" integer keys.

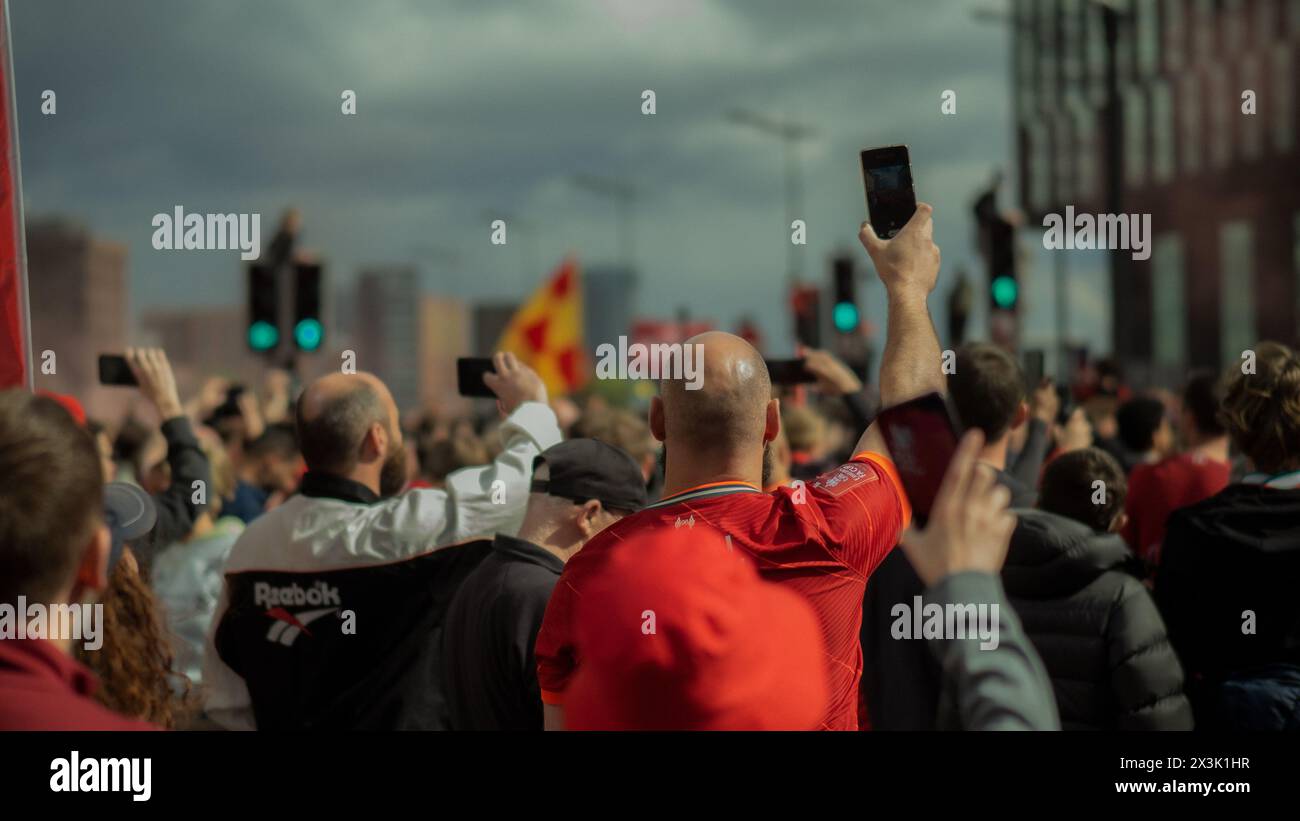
[
  {"left": 1123, "top": 452, "right": 1231, "bottom": 566},
  {"left": 0, "top": 639, "right": 156, "bottom": 731},
  {"left": 535, "top": 452, "right": 909, "bottom": 730}
]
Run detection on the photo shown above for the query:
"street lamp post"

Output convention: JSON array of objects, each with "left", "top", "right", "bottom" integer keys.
[{"left": 726, "top": 108, "right": 817, "bottom": 286}]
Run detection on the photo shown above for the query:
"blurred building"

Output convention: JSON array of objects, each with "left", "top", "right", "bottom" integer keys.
[
  {"left": 139, "top": 306, "right": 266, "bottom": 394},
  {"left": 1013, "top": 0, "right": 1300, "bottom": 381},
  {"left": 418, "top": 296, "right": 471, "bottom": 406},
  {"left": 472, "top": 303, "right": 518, "bottom": 356},
  {"left": 25, "top": 218, "right": 130, "bottom": 418},
  {"left": 583, "top": 265, "right": 637, "bottom": 355},
  {"left": 355, "top": 266, "right": 470, "bottom": 411}
]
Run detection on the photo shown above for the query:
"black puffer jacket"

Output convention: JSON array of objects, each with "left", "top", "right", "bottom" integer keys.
[{"left": 1002, "top": 509, "right": 1193, "bottom": 730}]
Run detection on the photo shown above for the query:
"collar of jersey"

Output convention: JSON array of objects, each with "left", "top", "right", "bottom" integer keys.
[{"left": 645, "top": 480, "right": 761, "bottom": 510}]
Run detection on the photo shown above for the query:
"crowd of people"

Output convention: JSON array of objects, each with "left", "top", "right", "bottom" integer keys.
[{"left": 2, "top": 202, "right": 1298, "bottom": 731}]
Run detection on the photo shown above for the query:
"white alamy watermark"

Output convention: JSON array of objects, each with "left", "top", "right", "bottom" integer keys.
[
  {"left": 50, "top": 751, "right": 151, "bottom": 802},
  {"left": 890, "top": 595, "right": 1000, "bottom": 650},
  {"left": 0, "top": 598, "right": 102, "bottom": 651},
  {"left": 595, "top": 336, "right": 704, "bottom": 390},
  {"left": 151, "top": 206, "right": 261, "bottom": 260},
  {"left": 1042, "top": 206, "right": 1151, "bottom": 261}
]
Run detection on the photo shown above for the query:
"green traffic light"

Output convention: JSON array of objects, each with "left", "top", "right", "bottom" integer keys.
[
  {"left": 991, "top": 276, "right": 1018, "bottom": 309},
  {"left": 249, "top": 320, "right": 279, "bottom": 351},
  {"left": 832, "top": 301, "right": 859, "bottom": 333},
  {"left": 294, "top": 318, "right": 323, "bottom": 351}
]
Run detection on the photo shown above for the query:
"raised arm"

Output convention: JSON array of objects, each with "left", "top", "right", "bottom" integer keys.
[{"left": 855, "top": 203, "right": 945, "bottom": 456}]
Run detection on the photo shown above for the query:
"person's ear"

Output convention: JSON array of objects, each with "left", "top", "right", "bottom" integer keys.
[
  {"left": 764, "top": 398, "right": 781, "bottom": 445},
  {"left": 1110, "top": 511, "right": 1129, "bottom": 534},
  {"left": 362, "top": 421, "right": 388, "bottom": 462},
  {"left": 72, "top": 524, "right": 111, "bottom": 599},
  {"left": 575, "top": 499, "right": 603, "bottom": 539},
  {"left": 1013, "top": 401, "right": 1029, "bottom": 430},
  {"left": 649, "top": 396, "right": 666, "bottom": 442}
]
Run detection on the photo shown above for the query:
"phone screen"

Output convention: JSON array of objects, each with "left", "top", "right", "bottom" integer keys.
[
  {"left": 456, "top": 357, "right": 497, "bottom": 398},
  {"left": 860, "top": 145, "right": 917, "bottom": 239},
  {"left": 98, "top": 354, "right": 138, "bottom": 387},
  {"left": 765, "top": 358, "right": 816, "bottom": 386},
  {"left": 1023, "top": 349, "right": 1045, "bottom": 389},
  {"left": 874, "top": 392, "right": 960, "bottom": 519}
]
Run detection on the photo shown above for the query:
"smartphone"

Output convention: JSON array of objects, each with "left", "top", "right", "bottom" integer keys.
[
  {"left": 1023, "top": 349, "right": 1045, "bottom": 389},
  {"left": 859, "top": 144, "right": 917, "bottom": 239},
  {"left": 874, "top": 392, "right": 961, "bottom": 519},
  {"left": 457, "top": 357, "right": 497, "bottom": 398},
  {"left": 97, "top": 354, "right": 137, "bottom": 387},
  {"left": 765, "top": 358, "right": 816, "bottom": 386}
]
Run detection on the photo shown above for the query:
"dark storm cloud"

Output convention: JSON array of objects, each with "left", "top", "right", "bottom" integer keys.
[{"left": 10, "top": 0, "right": 1029, "bottom": 345}]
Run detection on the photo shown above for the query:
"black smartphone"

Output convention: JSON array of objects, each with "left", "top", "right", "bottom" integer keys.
[
  {"left": 457, "top": 357, "right": 497, "bottom": 398},
  {"left": 1023, "top": 349, "right": 1045, "bottom": 389},
  {"left": 860, "top": 144, "right": 917, "bottom": 239},
  {"left": 97, "top": 354, "right": 137, "bottom": 387},
  {"left": 765, "top": 358, "right": 816, "bottom": 385},
  {"left": 874, "top": 392, "right": 962, "bottom": 519}
]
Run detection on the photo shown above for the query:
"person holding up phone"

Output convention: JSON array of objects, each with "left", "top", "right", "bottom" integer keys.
[
  {"left": 897, "top": 429, "right": 1059, "bottom": 731},
  {"left": 536, "top": 203, "right": 946, "bottom": 731},
  {"left": 123, "top": 347, "right": 212, "bottom": 572},
  {"left": 203, "top": 352, "right": 562, "bottom": 730}
]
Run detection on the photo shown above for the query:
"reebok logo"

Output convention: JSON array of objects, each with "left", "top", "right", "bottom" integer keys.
[
  {"left": 265, "top": 606, "right": 338, "bottom": 646},
  {"left": 254, "top": 580, "right": 341, "bottom": 608}
]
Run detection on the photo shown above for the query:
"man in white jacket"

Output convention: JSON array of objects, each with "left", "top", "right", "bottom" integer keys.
[{"left": 203, "top": 353, "right": 562, "bottom": 730}]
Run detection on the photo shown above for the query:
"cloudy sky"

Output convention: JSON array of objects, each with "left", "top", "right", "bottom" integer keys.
[{"left": 11, "top": 0, "right": 1107, "bottom": 355}]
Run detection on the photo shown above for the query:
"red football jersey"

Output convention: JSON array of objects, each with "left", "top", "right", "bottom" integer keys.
[
  {"left": 1123, "top": 452, "right": 1230, "bottom": 566},
  {"left": 535, "top": 453, "right": 909, "bottom": 730}
]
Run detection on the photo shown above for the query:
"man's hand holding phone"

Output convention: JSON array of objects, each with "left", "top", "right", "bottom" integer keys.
[
  {"left": 126, "top": 347, "right": 184, "bottom": 421},
  {"left": 899, "top": 429, "right": 1017, "bottom": 587},
  {"left": 858, "top": 202, "right": 941, "bottom": 301},
  {"left": 481, "top": 352, "right": 547, "bottom": 416}
]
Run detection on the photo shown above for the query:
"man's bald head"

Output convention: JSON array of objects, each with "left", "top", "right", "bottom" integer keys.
[
  {"left": 296, "top": 372, "right": 397, "bottom": 475},
  {"left": 658, "top": 332, "right": 773, "bottom": 454}
]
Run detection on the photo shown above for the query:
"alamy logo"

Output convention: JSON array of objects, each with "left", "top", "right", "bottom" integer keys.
[
  {"left": 890, "top": 595, "right": 1000, "bottom": 650},
  {"left": 1042, "top": 206, "right": 1151, "bottom": 261},
  {"left": 594, "top": 336, "right": 704, "bottom": 390},
  {"left": 50, "top": 751, "right": 151, "bottom": 802},
  {"left": 151, "top": 206, "right": 261, "bottom": 260}
]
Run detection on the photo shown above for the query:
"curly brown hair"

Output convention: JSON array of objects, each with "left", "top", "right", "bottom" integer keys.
[
  {"left": 75, "top": 549, "right": 194, "bottom": 728},
  {"left": 1217, "top": 341, "right": 1300, "bottom": 474}
]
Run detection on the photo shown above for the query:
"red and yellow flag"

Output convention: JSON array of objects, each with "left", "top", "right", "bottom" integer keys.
[{"left": 496, "top": 257, "right": 588, "bottom": 396}]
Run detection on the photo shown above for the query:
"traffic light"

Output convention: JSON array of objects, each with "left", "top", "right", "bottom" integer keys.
[
  {"left": 831, "top": 255, "right": 859, "bottom": 334},
  {"left": 790, "top": 284, "right": 821, "bottom": 349},
  {"left": 293, "top": 262, "right": 324, "bottom": 352},
  {"left": 987, "top": 217, "right": 1018, "bottom": 312},
  {"left": 247, "top": 264, "right": 279, "bottom": 352}
]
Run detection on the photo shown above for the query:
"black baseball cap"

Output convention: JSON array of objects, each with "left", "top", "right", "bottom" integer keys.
[
  {"left": 531, "top": 438, "right": 647, "bottom": 513},
  {"left": 104, "top": 482, "right": 157, "bottom": 569}
]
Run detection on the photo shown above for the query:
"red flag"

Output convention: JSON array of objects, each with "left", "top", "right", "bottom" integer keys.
[{"left": 0, "top": 4, "right": 30, "bottom": 390}]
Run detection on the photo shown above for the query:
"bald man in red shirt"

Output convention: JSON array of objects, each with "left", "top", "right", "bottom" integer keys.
[{"left": 536, "top": 204, "right": 946, "bottom": 729}]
